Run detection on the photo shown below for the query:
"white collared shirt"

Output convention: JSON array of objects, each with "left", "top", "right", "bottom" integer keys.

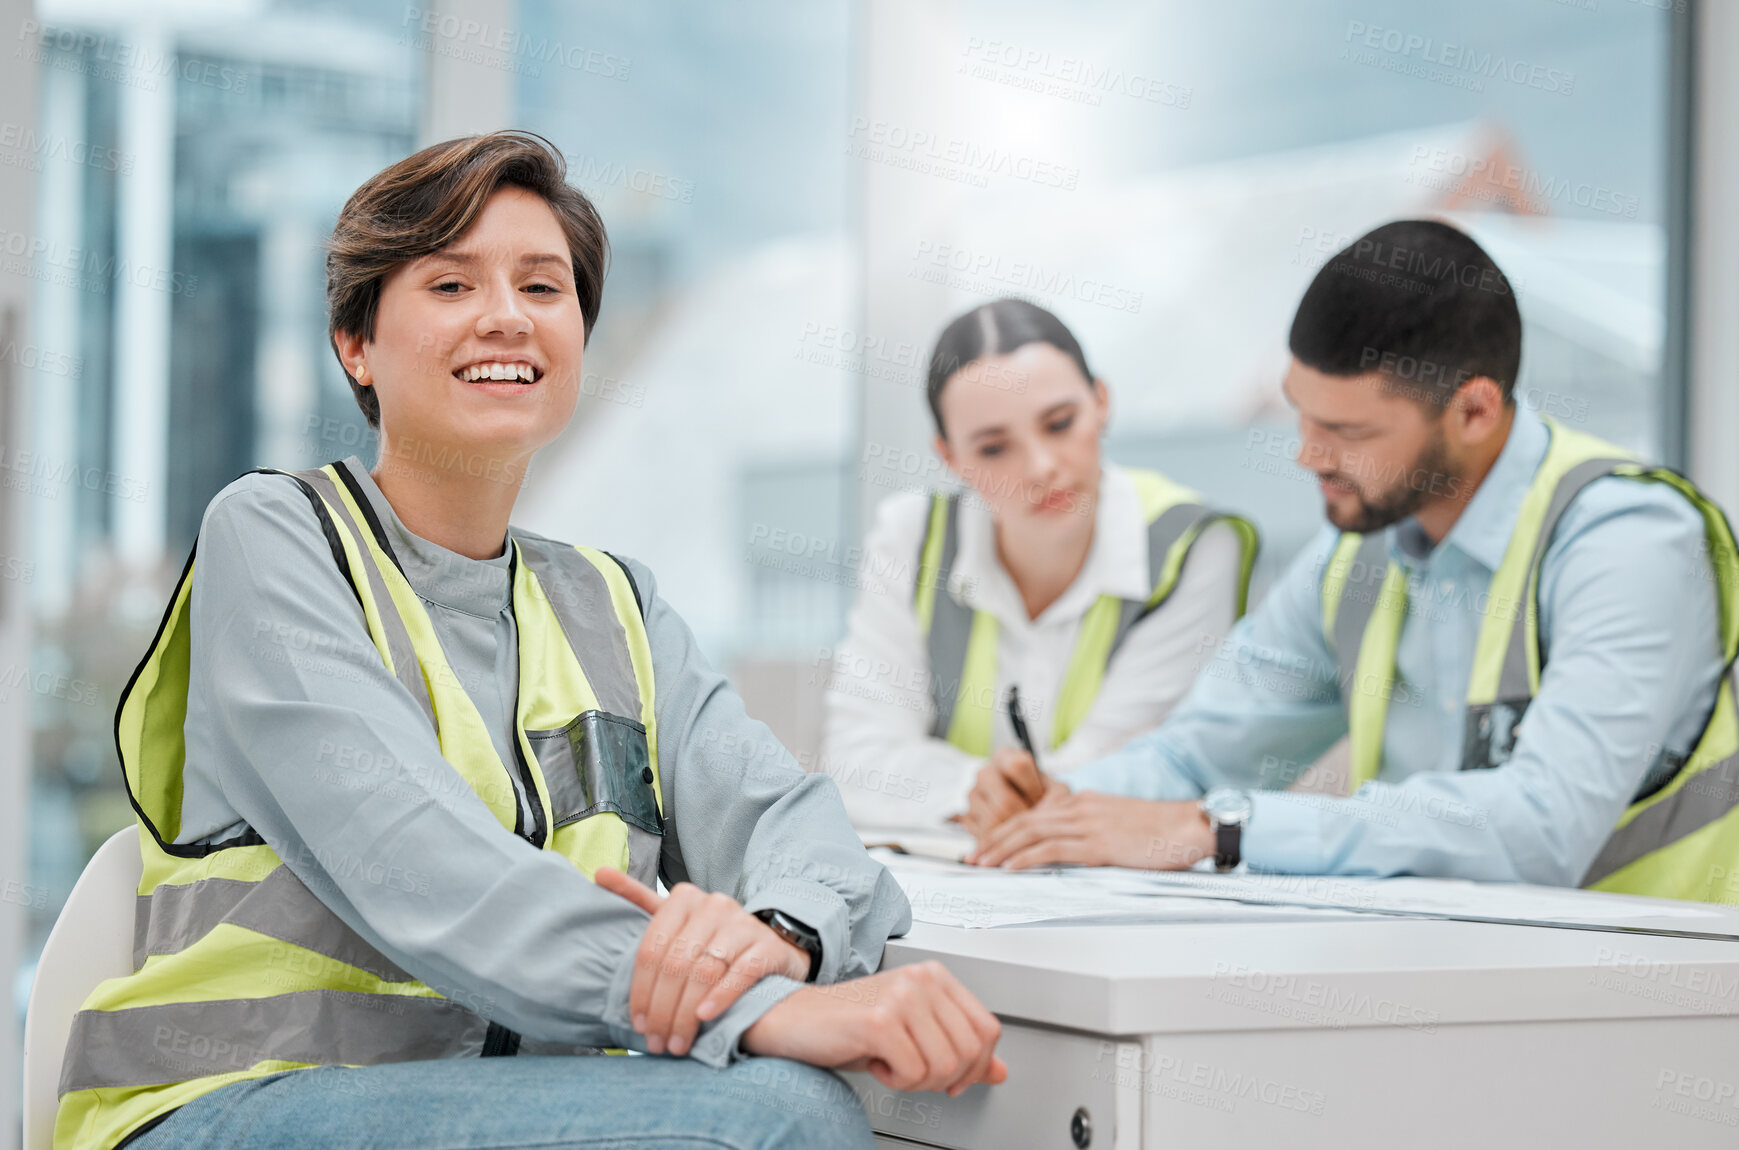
[{"left": 820, "top": 463, "right": 1242, "bottom": 829}]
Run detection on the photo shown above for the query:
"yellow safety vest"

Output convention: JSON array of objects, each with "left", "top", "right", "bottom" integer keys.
[
  {"left": 1320, "top": 418, "right": 1739, "bottom": 903},
  {"left": 913, "top": 468, "right": 1257, "bottom": 755},
  {"left": 56, "top": 461, "right": 664, "bottom": 1150}
]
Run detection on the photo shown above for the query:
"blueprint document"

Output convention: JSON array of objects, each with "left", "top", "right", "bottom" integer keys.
[{"left": 871, "top": 849, "right": 1732, "bottom": 932}]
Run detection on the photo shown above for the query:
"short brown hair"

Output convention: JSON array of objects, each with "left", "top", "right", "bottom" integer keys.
[{"left": 326, "top": 130, "right": 609, "bottom": 428}]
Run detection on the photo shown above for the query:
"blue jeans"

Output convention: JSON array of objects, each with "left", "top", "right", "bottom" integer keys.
[{"left": 125, "top": 1055, "right": 876, "bottom": 1150}]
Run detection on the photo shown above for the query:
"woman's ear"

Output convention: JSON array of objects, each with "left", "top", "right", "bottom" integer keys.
[
  {"left": 332, "top": 329, "right": 370, "bottom": 386},
  {"left": 934, "top": 433, "right": 960, "bottom": 479},
  {"left": 1092, "top": 377, "right": 1112, "bottom": 433}
]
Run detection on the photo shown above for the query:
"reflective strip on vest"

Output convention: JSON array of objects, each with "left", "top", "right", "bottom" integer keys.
[
  {"left": 314, "top": 464, "right": 532, "bottom": 835},
  {"left": 1463, "top": 455, "right": 1634, "bottom": 772},
  {"left": 287, "top": 467, "right": 438, "bottom": 734},
  {"left": 59, "top": 459, "right": 663, "bottom": 1150},
  {"left": 1583, "top": 678, "right": 1739, "bottom": 886},
  {"left": 1319, "top": 532, "right": 1406, "bottom": 792},
  {"left": 912, "top": 495, "right": 950, "bottom": 637},
  {"left": 918, "top": 495, "right": 973, "bottom": 742},
  {"left": 915, "top": 471, "right": 1256, "bottom": 755},
  {"left": 63, "top": 992, "right": 486, "bottom": 1092},
  {"left": 131, "top": 867, "right": 414, "bottom": 982},
  {"left": 516, "top": 538, "right": 644, "bottom": 721},
  {"left": 1322, "top": 417, "right": 1739, "bottom": 902},
  {"left": 1322, "top": 532, "right": 1389, "bottom": 699}
]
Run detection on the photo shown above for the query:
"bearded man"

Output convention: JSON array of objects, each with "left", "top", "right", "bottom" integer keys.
[{"left": 962, "top": 218, "right": 1739, "bottom": 903}]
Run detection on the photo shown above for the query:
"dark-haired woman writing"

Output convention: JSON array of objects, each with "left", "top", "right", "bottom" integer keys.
[
  {"left": 822, "top": 299, "right": 1257, "bottom": 841},
  {"left": 57, "top": 132, "right": 1002, "bottom": 1150}
]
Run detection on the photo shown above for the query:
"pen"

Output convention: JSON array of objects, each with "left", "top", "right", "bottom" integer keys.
[{"left": 1006, "top": 685, "right": 1040, "bottom": 770}]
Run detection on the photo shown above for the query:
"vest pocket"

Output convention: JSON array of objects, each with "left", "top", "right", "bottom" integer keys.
[{"left": 528, "top": 710, "right": 662, "bottom": 835}]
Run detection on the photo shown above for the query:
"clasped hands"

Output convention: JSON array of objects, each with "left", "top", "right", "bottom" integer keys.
[
  {"left": 594, "top": 868, "right": 1007, "bottom": 1095},
  {"left": 587, "top": 749, "right": 1206, "bottom": 1092},
  {"left": 960, "top": 748, "right": 1216, "bottom": 870}
]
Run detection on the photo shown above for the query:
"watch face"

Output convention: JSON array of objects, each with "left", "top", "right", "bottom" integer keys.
[
  {"left": 765, "top": 911, "right": 821, "bottom": 952},
  {"left": 1202, "top": 788, "right": 1253, "bottom": 825}
]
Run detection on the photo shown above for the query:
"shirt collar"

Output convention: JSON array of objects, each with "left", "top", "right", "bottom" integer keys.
[
  {"left": 341, "top": 457, "right": 513, "bottom": 618},
  {"left": 950, "top": 464, "right": 1151, "bottom": 625},
  {"left": 1389, "top": 405, "right": 1548, "bottom": 573}
]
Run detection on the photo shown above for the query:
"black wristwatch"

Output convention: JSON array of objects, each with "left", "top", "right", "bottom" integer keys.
[
  {"left": 1199, "top": 788, "right": 1254, "bottom": 872},
  {"left": 756, "top": 909, "right": 822, "bottom": 982}
]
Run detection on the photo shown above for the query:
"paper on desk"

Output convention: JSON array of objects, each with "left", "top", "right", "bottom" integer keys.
[
  {"left": 870, "top": 849, "right": 1728, "bottom": 931},
  {"left": 871, "top": 851, "right": 1365, "bottom": 929},
  {"left": 1086, "top": 868, "right": 1724, "bottom": 924}
]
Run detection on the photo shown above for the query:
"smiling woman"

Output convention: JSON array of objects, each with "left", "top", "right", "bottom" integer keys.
[
  {"left": 325, "top": 131, "right": 606, "bottom": 428},
  {"left": 322, "top": 134, "right": 604, "bottom": 558},
  {"left": 52, "top": 132, "right": 1006, "bottom": 1150}
]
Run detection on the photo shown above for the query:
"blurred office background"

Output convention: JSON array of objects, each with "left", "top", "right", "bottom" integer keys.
[{"left": 7, "top": 0, "right": 1739, "bottom": 1139}]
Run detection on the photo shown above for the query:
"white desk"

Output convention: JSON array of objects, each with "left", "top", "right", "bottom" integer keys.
[{"left": 845, "top": 890, "right": 1739, "bottom": 1149}]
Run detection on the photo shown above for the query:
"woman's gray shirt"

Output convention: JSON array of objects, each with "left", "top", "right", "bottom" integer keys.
[{"left": 177, "top": 462, "right": 910, "bottom": 1066}]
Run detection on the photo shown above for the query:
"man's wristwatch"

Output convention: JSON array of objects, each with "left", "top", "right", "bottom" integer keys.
[
  {"left": 755, "top": 909, "right": 822, "bottom": 982},
  {"left": 1199, "top": 788, "right": 1254, "bottom": 872}
]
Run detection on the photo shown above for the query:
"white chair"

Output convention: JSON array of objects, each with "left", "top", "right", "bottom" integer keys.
[{"left": 21, "top": 826, "right": 142, "bottom": 1150}]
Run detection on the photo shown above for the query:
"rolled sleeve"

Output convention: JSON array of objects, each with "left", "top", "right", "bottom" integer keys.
[
  {"left": 684, "top": 976, "right": 806, "bottom": 1066},
  {"left": 601, "top": 959, "right": 803, "bottom": 1069}
]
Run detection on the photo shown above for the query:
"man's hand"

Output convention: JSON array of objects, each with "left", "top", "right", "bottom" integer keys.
[
  {"left": 960, "top": 749, "right": 1068, "bottom": 838},
  {"left": 595, "top": 868, "right": 810, "bottom": 1057},
  {"left": 965, "top": 792, "right": 1214, "bottom": 870},
  {"left": 742, "top": 962, "right": 1009, "bottom": 1096}
]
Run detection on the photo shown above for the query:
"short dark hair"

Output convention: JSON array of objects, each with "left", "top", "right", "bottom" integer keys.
[
  {"left": 925, "top": 298, "right": 1093, "bottom": 437},
  {"left": 326, "top": 130, "right": 609, "bottom": 428},
  {"left": 1288, "top": 219, "right": 1521, "bottom": 407}
]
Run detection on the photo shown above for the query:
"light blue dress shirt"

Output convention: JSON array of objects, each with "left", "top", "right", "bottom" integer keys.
[{"left": 1067, "top": 408, "right": 1726, "bottom": 886}]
